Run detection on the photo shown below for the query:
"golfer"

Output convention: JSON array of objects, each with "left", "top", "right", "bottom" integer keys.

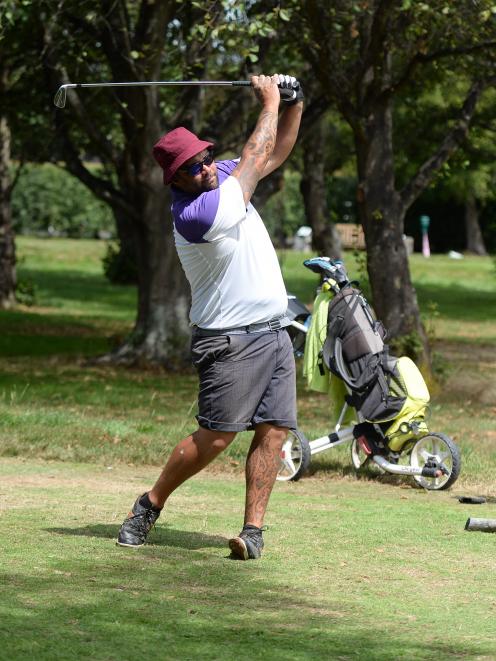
[{"left": 117, "top": 74, "right": 304, "bottom": 559}]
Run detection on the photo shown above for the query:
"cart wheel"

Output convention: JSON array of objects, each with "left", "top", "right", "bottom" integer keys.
[
  {"left": 350, "top": 437, "right": 370, "bottom": 471},
  {"left": 277, "top": 428, "right": 311, "bottom": 482},
  {"left": 410, "top": 432, "right": 461, "bottom": 490}
]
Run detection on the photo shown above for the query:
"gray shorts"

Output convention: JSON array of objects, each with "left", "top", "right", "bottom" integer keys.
[{"left": 190, "top": 329, "right": 297, "bottom": 433}]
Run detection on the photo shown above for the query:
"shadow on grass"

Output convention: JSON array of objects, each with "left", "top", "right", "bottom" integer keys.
[
  {"left": 1, "top": 563, "right": 493, "bottom": 661},
  {"left": 0, "top": 307, "right": 122, "bottom": 357},
  {"left": 304, "top": 457, "right": 414, "bottom": 489},
  {"left": 46, "top": 524, "right": 227, "bottom": 550},
  {"left": 451, "top": 494, "right": 496, "bottom": 504},
  {"left": 0, "top": 332, "right": 112, "bottom": 357},
  {"left": 19, "top": 267, "right": 136, "bottom": 312},
  {"left": 415, "top": 282, "right": 496, "bottom": 322},
  {"left": 284, "top": 273, "right": 496, "bottom": 323}
]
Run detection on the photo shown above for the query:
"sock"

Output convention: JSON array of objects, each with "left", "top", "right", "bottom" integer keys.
[{"left": 139, "top": 492, "right": 161, "bottom": 512}]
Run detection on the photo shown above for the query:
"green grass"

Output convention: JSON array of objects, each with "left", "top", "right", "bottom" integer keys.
[
  {"left": 2, "top": 459, "right": 496, "bottom": 661},
  {"left": 281, "top": 249, "right": 496, "bottom": 343},
  {"left": 410, "top": 254, "right": 496, "bottom": 344},
  {"left": 1, "top": 238, "right": 495, "bottom": 486},
  {"left": 4, "top": 237, "right": 136, "bottom": 357},
  {"left": 1, "top": 237, "right": 496, "bottom": 659}
]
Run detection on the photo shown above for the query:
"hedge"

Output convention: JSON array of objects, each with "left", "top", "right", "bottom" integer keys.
[{"left": 12, "top": 163, "right": 114, "bottom": 239}]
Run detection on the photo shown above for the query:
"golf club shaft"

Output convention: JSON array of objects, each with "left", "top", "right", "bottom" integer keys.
[
  {"left": 66, "top": 80, "right": 251, "bottom": 89},
  {"left": 54, "top": 79, "right": 296, "bottom": 108}
]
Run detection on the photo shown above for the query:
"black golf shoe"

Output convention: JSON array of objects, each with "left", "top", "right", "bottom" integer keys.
[
  {"left": 116, "top": 494, "right": 161, "bottom": 548},
  {"left": 229, "top": 524, "right": 265, "bottom": 560}
]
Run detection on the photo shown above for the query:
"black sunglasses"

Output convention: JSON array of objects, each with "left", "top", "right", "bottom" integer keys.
[{"left": 179, "top": 150, "right": 214, "bottom": 176}]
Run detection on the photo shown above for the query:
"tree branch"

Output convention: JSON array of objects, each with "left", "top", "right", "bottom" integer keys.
[
  {"left": 60, "top": 72, "right": 120, "bottom": 166},
  {"left": 298, "top": 2, "right": 361, "bottom": 129},
  {"left": 390, "top": 41, "right": 496, "bottom": 95},
  {"left": 40, "top": 16, "right": 121, "bottom": 171},
  {"left": 134, "top": 0, "right": 177, "bottom": 70},
  {"left": 360, "top": 0, "right": 397, "bottom": 73},
  {"left": 357, "top": 0, "right": 396, "bottom": 107},
  {"left": 400, "top": 78, "right": 495, "bottom": 210},
  {"left": 55, "top": 120, "right": 139, "bottom": 221},
  {"left": 99, "top": 0, "right": 138, "bottom": 81}
]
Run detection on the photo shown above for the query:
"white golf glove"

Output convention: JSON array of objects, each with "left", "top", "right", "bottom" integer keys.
[{"left": 276, "top": 74, "right": 304, "bottom": 104}]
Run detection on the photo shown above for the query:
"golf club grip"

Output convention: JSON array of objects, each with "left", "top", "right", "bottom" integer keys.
[{"left": 232, "top": 80, "right": 296, "bottom": 100}]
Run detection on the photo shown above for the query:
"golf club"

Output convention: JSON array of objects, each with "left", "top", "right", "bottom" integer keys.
[{"left": 53, "top": 79, "right": 298, "bottom": 108}]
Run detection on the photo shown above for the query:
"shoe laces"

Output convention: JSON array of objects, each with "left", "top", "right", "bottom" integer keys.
[
  {"left": 130, "top": 507, "right": 159, "bottom": 533},
  {"left": 241, "top": 524, "right": 267, "bottom": 540}
]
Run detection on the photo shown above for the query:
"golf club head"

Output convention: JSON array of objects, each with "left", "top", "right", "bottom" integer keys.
[{"left": 54, "top": 86, "right": 68, "bottom": 108}]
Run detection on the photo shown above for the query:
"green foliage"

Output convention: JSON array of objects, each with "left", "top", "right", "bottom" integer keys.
[
  {"left": 11, "top": 164, "right": 114, "bottom": 238},
  {"left": 15, "top": 277, "right": 37, "bottom": 307},
  {"left": 430, "top": 349, "right": 451, "bottom": 384},
  {"left": 422, "top": 301, "right": 440, "bottom": 346},
  {"left": 351, "top": 247, "right": 371, "bottom": 298},
  {"left": 187, "top": 1, "right": 292, "bottom": 68},
  {"left": 396, "top": 76, "right": 496, "bottom": 252},
  {"left": 389, "top": 330, "right": 424, "bottom": 362},
  {"left": 102, "top": 242, "right": 138, "bottom": 285},
  {"left": 262, "top": 171, "right": 305, "bottom": 241},
  {"left": 326, "top": 176, "right": 358, "bottom": 224},
  {"left": 262, "top": 172, "right": 360, "bottom": 245}
]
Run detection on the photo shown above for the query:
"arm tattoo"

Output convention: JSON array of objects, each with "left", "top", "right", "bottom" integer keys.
[{"left": 233, "top": 110, "right": 278, "bottom": 203}]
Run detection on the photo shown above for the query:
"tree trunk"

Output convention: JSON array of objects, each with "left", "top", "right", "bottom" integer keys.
[
  {"left": 0, "top": 90, "right": 16, "bottom": 310},
  {"left": 300, "top": 120, "right": 342, "bottom": 258},
  {"left": 96, "top": 94, "right": 191, "bottom": 366},
  {"left": 465, "top": 192, "right": 487, "bottom": 256},
  {"left": 102, "top": 186, "right": 191, "bottom": 366},
  {"left": 42, "top": 1, "right": 192, "bottom": 366},
  {"left": 109, "top": 208, "right": 139, "bottom": 284},
  {"left": 355, "top": 100, "right": 429, "bottom": 366}
]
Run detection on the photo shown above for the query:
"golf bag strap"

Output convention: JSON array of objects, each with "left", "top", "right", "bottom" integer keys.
[
  {"left": 377, "top": 354, "right": 390, "bottom": 401},
  {"left": 325, "top": 336, "right": 386, "bottom": 395},
  {"left": 333, "top": 338, "right": 360, "bottom": 390},
  {"left": 320, "top": 312, "right": 344, "bottom": 373}
]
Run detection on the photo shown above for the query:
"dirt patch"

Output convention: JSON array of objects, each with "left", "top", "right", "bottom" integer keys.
[
  {"left": 437, "top": 341, "right": 495, "bottom": 368},
  {"left": 0, "top": 457, "right": 242, "bottom": 495},
  {"left": 6, "top": 321, "right": 98, "bottom": 337},
  {"left": 446, "top": 374, "right": 496, "bottom": 406}
]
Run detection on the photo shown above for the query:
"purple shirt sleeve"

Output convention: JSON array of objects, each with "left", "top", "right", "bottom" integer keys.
[
  {"left": 173, "top": 188, "right": 220, "bottom": 243},
  {"left": 216, "top": 159, "right": 239, "bottom": 183},
  {"left": 172, "top": 159, "right": 240, "bottom": 244}
]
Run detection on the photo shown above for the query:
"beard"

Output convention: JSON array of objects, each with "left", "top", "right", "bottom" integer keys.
[{"left": 200, "top": 171, "right": 219, "bottom": 192}]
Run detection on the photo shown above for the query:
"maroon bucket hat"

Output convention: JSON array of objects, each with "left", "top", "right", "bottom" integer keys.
[{"left": 152, "top": 127, "right": 214, "bottom": 185}]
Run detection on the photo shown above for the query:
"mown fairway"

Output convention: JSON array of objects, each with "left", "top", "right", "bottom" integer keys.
[
  {"left": 1, "top": 460, "right": 496, "bottom": 661},
  {"left": 1, "top": 237, "right": 495, "bottom": 660}
]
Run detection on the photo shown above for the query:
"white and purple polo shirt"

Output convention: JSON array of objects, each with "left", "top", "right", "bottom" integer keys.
[{"left": 171, "top": 159, "right": 287, "bottom": 329}]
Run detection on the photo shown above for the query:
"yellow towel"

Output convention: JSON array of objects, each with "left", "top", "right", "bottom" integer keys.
[{"left": 303, "top": 290, "right": 356, "bottom": 424}]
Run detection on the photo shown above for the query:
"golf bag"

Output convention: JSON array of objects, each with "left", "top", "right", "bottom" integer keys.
[
  {"left": 279, "top": 257, "right": 459, "bottom": 488},
  {"left": 307, "top": 259, "right": 430, "bottom": 429}
]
